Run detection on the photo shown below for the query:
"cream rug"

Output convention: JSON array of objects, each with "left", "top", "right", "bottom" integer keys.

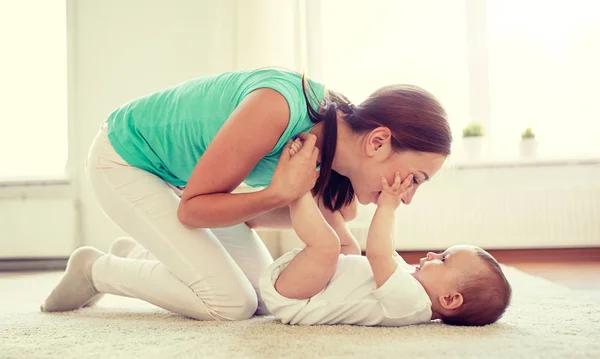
[{"left": 1, "top": 266, "right": 599, "bottom": 359}]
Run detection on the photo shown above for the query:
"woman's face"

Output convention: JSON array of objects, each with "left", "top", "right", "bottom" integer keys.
[{"left": 349, "top": 129, "right": 447, "bottom": 205}]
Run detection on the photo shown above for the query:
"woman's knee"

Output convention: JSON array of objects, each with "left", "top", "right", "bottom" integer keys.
[{"left": 193, "top": 289, "right": 258, "bottom": 321}]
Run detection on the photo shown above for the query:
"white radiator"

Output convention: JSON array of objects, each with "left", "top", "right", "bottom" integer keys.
[
  {"left": 280, "top": 164, "right": 600, "bottom": 254},
  {"left": 0, "top": 196, "right": 77, "bottom": 258}
]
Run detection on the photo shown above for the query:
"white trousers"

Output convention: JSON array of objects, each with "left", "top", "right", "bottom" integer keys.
[{"left": 87, "top": 123, "right": 273, "bottom": 321}]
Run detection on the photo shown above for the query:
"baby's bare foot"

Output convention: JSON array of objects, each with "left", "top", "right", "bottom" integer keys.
[{"left": 289, "top": 138, "right": 303, "bottom": 157}]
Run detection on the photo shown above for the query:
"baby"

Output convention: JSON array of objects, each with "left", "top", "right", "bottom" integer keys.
[{"left": 259, "top": 139, "right": 512, "bottom": 327}]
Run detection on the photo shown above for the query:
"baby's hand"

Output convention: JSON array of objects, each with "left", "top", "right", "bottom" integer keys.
[
  {"left": 289, "top": 138, "right": 303, "bottom": 157},
  {"left": 377, "top": 172, "right": 413, "bottom": 209}
]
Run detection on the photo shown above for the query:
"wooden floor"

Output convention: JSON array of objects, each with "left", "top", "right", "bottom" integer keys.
[
  {"left": 398, "top": 247, "right": 600, "bottom": 292},
  {"left": 509, "top": 262, "right": 599, "bottom": 290}
]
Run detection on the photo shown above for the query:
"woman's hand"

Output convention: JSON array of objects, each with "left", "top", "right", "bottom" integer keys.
[
  {"left": 268, "top": 133, "right": 320, "bottom": 205},
  {"left": 377, "top": 172, "right": 413, "bottom": 209}
]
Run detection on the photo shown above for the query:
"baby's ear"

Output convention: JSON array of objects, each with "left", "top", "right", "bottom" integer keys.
[{"left": 438, "top": 292, "right": 463, "bottom": 310}]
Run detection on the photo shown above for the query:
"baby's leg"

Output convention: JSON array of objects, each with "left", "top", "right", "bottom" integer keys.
[{"left": 274, "top": 192, "right": 340, "bottom": 300}]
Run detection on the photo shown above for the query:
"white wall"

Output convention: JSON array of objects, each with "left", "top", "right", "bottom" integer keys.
[
  {"left": 72, "top": 0, "right": 237, "bottom": 249},
  {"left": 71, "top": 0, "right": 300, "bottom": 252},
  {"left": 234, "top": 0, "right": 302, "bottom": 71}
]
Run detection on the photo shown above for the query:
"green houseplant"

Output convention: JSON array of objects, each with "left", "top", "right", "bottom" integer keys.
[
  {"left": 519, "top": 127, "right": 538, "bottom": 158},
  {"left": 463, "top": 123, "right": 484, "bottom": 137},
  {"left": 462, "top": 123, "right": 484, "bottom": 159}
]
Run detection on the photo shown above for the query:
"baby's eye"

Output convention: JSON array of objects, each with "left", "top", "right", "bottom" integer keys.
[{"left": 412, "top": 176, "right": 419, "bottom": 185}]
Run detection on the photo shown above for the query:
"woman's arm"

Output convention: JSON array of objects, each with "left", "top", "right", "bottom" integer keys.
[
  {"left": 177, "top": 89, "right": 319, "bottom": 228},
  {"left": 245, "top": 192, "right": 357, "bottom": 229},
  {"left": 245, "top": 194, "right": 361, "bottom": 255}
]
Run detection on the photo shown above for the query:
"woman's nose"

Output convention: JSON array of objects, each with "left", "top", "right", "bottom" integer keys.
[{"left": 426, "top": 252, "right": 435, "bottom": 260}]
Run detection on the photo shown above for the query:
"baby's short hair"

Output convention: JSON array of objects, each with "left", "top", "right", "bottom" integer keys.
[{"left": 441, "top": 248, "right": 512, "bottom": 326}]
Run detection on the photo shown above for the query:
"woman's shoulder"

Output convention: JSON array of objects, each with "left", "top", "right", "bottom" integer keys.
[
  {"left": 242, "top": 67, "right": 326, "bottom": 93},
  {"left": 246, "top": 67, "right": 302, "bottom": 80}
]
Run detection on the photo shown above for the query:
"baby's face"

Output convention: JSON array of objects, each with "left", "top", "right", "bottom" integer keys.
[{"left": 412, "top": 245, "right": 485, "bottom": 295}]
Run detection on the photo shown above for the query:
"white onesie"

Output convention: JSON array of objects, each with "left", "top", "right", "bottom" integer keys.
[{"left": 259, "top": 249, "right": 432, "bottom": 326}]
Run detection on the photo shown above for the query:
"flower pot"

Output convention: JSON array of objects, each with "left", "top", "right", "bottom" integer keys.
[
  {"left": 519, "top": 138, "right": 538, "bottom": 158},
  {"left": 463, "top": 136, "right": 483, "bottom": 160}
]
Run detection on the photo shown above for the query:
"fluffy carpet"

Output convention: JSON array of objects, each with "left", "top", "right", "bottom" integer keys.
[{"left": 1, "top": 266, "right": 599, "bottom": 359}]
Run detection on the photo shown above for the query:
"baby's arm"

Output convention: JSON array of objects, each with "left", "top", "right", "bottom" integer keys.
[
  {"left": 274, "top": 139, "right": 341, "bottom": 299},
  {"left": 366, "top": 173, "right": 413, "bottom": 287}
]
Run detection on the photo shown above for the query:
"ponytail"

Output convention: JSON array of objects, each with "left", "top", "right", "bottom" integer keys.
[{"left": 301, "top": 74, "right": 355, "bottom": 212}]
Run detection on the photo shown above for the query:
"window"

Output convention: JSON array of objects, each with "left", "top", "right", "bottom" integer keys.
[
  {"left": 0, "top": 1, "right": 68, "bottom": 179},
  {"left": 317, "top": 0, "right": 469, "bottom": 142},
  {"left": 313, "top": 0, "right": 600, "bottom": 161},
  {"left": 486, "top": 0, "right": 600, "bottom": 159}
]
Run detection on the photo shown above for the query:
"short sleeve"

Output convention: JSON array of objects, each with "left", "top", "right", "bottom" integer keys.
[
  {"left": 393, "top": 252, "right": 417, "bottom": 273},
  {"left": 372, "top": 266, "right": 432, "bottom": 320}
]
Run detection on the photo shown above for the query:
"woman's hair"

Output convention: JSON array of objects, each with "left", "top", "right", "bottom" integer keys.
[
  {"left": 440, "top": 249, "right": 512, "bottom": 326},
  {"left": 301, "top": 75, "right": 452, "bottom": 211}
]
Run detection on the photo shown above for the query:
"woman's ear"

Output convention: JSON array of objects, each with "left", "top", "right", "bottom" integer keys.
[{"left": 365, "top": 127, "right": 392, "bottom": 157}]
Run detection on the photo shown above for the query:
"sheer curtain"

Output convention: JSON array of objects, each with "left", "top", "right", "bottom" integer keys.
[
  {"left": 487, "top": 0, "right": 600, "bottom": 159},
  {"left": 0, "top": 0, "right": 68, "bottom": 179},
  {"left": 317, "top": 0, "right": 470, "bottom": 143}
]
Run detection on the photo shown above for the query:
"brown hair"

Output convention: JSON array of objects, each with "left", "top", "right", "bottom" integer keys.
[
  {"left": 441, "top": 249, "right": 512, "bottom": 326},
  {"left": 302, "top": 76, "right": 452, "bottom": 211}
]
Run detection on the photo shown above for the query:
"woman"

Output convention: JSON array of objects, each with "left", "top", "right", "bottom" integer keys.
[{"left": 42, "top": 67, "right": 451, "bottom": 321}]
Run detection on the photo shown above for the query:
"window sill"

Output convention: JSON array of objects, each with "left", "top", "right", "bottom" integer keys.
[
  {"left": 2, "top": 156, "right": 598, "bottom": 186},
  {"left": 447, "top": 156, "right": 600, "bottom": 170},
  {"left": 0, "top": 175, "right": 71, "bottom": 187}
]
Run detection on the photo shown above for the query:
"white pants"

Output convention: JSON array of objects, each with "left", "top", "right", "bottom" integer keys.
[{"left": 87, "top": 123, "right": 273, "bottom": 321}]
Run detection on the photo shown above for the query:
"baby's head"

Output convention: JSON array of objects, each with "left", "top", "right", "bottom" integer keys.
[{"left": 412, "top": 245, "right": 512, "bottom": 326}]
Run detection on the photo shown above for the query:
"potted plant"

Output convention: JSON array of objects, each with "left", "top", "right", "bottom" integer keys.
[
  {"left": 462, "top": 123, "right": 484, "bottom": 159},
  {"left": 519, "top": 127, "right": 538, "bottom": 158}
]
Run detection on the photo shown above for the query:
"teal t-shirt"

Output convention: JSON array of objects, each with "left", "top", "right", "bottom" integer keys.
[{"left": 106, "top": 68, "right": 326, "bottom": 188}]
